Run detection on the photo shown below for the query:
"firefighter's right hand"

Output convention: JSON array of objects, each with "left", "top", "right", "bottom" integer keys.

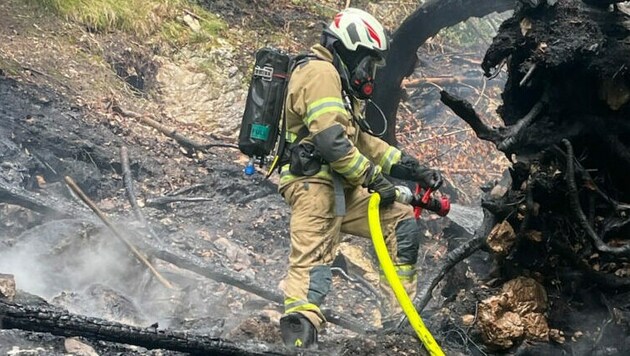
[{"left": 364, "top": 166, "right": 397, "bottom": 207}]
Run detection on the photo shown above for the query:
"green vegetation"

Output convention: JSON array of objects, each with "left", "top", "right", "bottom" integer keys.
[
  {"left": 0, "top": 58, "right": 22, "bottom": 76},
  {"left": 29, "top": 0, "right": 226, "bottom": 44},
  {"left": 437, "top": 15, "right": 506, "bottom": 49}
]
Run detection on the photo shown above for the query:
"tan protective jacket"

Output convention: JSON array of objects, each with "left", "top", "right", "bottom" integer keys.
[{"left": 279, "top": 44, "right": 401, "bottom": 189}]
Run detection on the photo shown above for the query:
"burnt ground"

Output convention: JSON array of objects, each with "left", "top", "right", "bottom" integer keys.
[
  {"left": 0, "top": 60, "right": 439, "bottom": 355},
  {"left": 6, "top": 1, "right": 628, "bottom": 355}
]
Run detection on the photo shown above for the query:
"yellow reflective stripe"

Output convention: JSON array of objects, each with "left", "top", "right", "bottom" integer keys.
[
  {"left": 284, "top": 297, "right": 303, "bottom": 308},
  {"left": 335, "top": 154, "right": 370, "bottom": 180},
  {"left": 379, "top": 265, "right": 417, "bottom": 282},
  {"left": 279, "top": 164, "right": 331, "bottom": 185},
  {"left": 304, "top": 97, "right": 347, "bottom": 126},
  {"left": 285, "top": 131, "right": 298, "bottom": 143},
  {"left": 396, "top": 264, "right": 416, "bottom": 273},
  {"left": 284, "top": 298, "right": 322, "bottom": 315},
  {"left": 380, "top": 147, "right": 401, "bottom": 174}
]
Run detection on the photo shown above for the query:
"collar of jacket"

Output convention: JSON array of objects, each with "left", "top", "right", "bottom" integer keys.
[{"left": 310, "top": 44, "right": 334, "bottom": 63}]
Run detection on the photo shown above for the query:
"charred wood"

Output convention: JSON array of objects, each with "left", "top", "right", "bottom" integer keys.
[
  {"left": 562, "top": 139, "right": 630, "bottom": 257},
  {"left": 394, "top": 210, "right": 498, "bottom": 331},
  {"left": 145, "top": 195, "right": 214, "bottom": 207},
  {"left": 0, "top": 296, "right": 286, "bottom": 355},
  {"left": 369, "top": 0, "right": 515, "bottom": 144},
  {"left": 439, "top": 90, "right": 503, "bottom": 145},
  {"left": 109, "top": 100, "right": 238, "bottom": 155},
  {"left": 0, "top": 179, "right": 89, "bottom": 219}
]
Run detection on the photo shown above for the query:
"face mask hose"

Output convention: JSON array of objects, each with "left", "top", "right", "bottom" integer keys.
[{"left": 368, "top": 193, "right": 445, "bottom": 356}]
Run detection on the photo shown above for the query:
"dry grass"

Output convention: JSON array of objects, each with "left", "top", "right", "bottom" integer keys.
[{"left": 29, "top": 0, "right": 226, "bottom": 43}]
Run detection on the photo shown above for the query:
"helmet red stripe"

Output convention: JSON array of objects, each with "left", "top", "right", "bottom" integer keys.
[
  {"left": 334, "top": 13, "right": 342, "bottom": 28},
  {"left": 362, "top": 20, "right": 381, "bottom": 47}
]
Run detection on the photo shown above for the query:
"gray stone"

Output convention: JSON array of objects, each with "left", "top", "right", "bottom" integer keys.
[{"left": 0, "top": 273, "right": 16, "bottom": 301}]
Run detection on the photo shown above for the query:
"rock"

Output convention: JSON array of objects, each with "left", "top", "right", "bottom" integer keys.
[
  {"left": 461, "top": 314, "right": 475, "bottom": 326},
  {"left": 182, "top": 14, "right": 201, "bottom": 33},
  {"left": 0, "top": 273, "right": 16, "bottom": 301},
  {"left": 490, "top": 183, "right": 508, "bottom": 198},
  {"left": 52, "top": 284, "right": 146, "bottom": 326},
  {"left": 549, "top": 328, "right": 565, "bottom": 344},
  {"left": 64, "top": 337, "right": 99, "bottom": 356}
]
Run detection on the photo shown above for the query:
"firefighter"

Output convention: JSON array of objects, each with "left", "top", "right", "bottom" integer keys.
[{"left": 278, "top": 7, "right": 443, "bottom": 348}]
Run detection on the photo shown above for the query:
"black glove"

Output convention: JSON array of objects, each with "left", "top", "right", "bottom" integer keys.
[
  {"left": 363, "top": 165, "right": 397, "bottom": 207},
  {"left": 390, "top": 153, "right": 443, "bottom": 190}
]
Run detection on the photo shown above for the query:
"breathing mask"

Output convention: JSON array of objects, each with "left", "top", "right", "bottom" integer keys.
[{"left": 349, "top": 55, "right": 380, "bottom": 100}]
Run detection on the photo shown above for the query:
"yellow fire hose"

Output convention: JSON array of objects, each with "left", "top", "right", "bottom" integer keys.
[{"left": 368, "top": 193, "right": 445, "bottom": 356}]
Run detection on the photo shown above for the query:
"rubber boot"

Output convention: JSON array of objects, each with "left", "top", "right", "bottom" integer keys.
[{"left": 279, "top": 313, "right": 318, "bottom": 349}]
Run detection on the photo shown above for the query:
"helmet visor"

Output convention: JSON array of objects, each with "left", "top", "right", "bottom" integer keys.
[{"left": 358, "top": 55, "right": 383, "bottom": 79}]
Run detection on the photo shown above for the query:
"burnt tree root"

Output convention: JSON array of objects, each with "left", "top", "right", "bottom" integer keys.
[
  {"left": 0, "top": 297, "right": 286, "bottom": 355},
  {"left": 441, "top": 1, "right": 630, "bottom": 350},
  {"left": 394, "top": 210, "right": 498, "bottom": 331}
]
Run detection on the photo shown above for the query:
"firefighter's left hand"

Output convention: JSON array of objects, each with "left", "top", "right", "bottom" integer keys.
[
  {"left": 390, "top": 154, "right": 443, "bottom": 190},
  {"left": 415, "top": 167, "right": 443, "bottom": 190}
]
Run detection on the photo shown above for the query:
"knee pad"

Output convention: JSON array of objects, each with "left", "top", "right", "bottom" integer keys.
[
  {"left": 394, "top": 218, "right": 422, "bottom": 265},
  {"left": 307, "top": 265, "right": 332, "bottom": 305}
]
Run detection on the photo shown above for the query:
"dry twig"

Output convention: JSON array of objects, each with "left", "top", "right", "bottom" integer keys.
[{"left": 64, "top": 176, "right": 175, "bottom": 289}]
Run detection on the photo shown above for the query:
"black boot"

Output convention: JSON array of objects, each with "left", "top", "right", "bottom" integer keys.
[{"left": 279, "top": 313, "right": 318, "bottom": 349}]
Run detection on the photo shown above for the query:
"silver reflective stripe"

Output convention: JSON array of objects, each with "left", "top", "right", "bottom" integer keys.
[
  {"left": 305, "top": 97, "right": 346, "bottom": 126},
  {"left": 336, "top": 154, "right": 369, "bottom": 180},
  {"left": 380, "top": 147, "right": 401, "bottom": 174}
]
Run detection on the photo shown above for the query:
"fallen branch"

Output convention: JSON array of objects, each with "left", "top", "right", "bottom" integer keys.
[
  {"left": 120, "top": 146, "right": 163, "bottom": 245},
  {"left": 120, "top": 147, "right": 147, "bottom": 226},
  {"left": 563, "top": 139, "right": 630, "bottom": 257},
  {"left": 110, "top": 101, "right": 238, "bottom": 154},
  {"left": 394, "top": 210, "right": 497, "bottom": 331},
  {"left": 0, "top": 179, "right": 88, "bottom": 218},
  {"left": 64, "top": 176, "right": 175, "bottom": 289},
  {"left": 404, "top": 76, "right": 495, "bottom": 88},
  {"left": 145, "top": 195, "right": 214, "bottom": 207},
  {"left": 0, "top": 296, "right": 286, "bottom": 355},
  {"left": 136, "top": 237, "right": 372, "bottom": 334}
]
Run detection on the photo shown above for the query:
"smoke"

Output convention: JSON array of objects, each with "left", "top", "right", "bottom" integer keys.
[
  {"left": 0, "top": 217, "right": 255, "bottom": 336},
  {"left": 0, "top": 219, "right": 134, "bottom": 299},
  {"left": 0, "top": 218, "right": 191, "bottom": 328}
]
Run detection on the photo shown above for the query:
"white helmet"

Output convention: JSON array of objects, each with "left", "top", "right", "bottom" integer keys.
[{"left": 325, "top": 8, "right": 388, "bottom": 59}]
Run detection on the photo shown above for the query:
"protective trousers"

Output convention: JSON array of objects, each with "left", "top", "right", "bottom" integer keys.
[{"left": 280, "top": 180, "right": 422, "bottom": 330}]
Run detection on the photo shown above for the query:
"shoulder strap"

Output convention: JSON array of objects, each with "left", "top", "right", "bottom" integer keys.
[{"left": 265, "top": 53, "right": 318, "bottom": 178}]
